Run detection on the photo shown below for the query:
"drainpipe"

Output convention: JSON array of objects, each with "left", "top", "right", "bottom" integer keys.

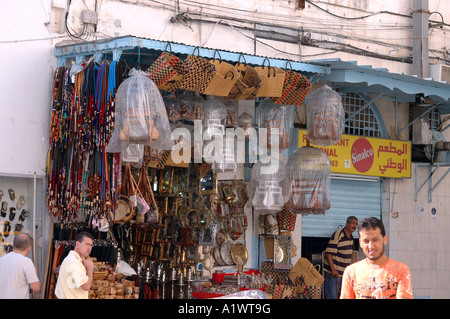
[{"left": 412, "top": 0, "right": 430, "bottom": 78}]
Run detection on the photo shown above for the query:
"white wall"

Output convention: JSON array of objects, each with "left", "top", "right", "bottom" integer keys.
[
  {"left": 0, "top": 1, "right": 55, "bottom": 177},
  {"left": 3, "top": 0, "right": 450, "bottom": 298}
]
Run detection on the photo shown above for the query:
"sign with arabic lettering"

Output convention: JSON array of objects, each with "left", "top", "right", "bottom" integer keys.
[{"left": 298, "top": 130, "right": 411, "bottom": 178}]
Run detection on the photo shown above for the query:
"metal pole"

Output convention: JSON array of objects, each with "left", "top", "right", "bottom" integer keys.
[{"left": 412, "top": 0, "right": 430, "bottom": 78}]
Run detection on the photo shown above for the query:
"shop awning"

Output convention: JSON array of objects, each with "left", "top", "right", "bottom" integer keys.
[
  {"left": 305, "top": 58, "right": 450, "bottom": 113},
  {"left": 54, "top": 35, "right": 329, "bottom": 75}
]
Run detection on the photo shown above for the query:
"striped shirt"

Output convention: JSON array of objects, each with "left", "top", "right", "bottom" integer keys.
[{"left": 323, "top": 229, "right": 354, "bottom": 276}]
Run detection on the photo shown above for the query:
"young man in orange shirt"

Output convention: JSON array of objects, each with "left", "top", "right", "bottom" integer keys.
[{"left": 340, "top": 217, "right": 413, "bottom": 299}]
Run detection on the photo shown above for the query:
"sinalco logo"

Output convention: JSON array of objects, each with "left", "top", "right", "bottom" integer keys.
[{"left": 351, "top": 138, "right": 374, "bottom": 173}]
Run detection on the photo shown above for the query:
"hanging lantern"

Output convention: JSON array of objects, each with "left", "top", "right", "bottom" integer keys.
[
  {"left": 258, "top": 98, "right": 293, "bottom": 151},
  {"left": 286, "top": 146, "right": 331, "bottom": 215},
  {"left": 306, "top": 84, "right": 345, "bottom": 147},
  {"left": 250, "top": 159, "right": 287, "bottom": 214}
]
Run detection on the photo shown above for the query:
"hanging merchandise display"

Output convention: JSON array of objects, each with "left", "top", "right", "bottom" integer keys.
[
  {"left": 47, "top": 60, "right": 123, "bottom": 223},
  {"left": 169, "top": 50, "right": 216, "bottom": 94},
  {"left": 305, "top": 84, "right": 345, "bottom": 147},
  {"left": 46, "top": 40, "right": 331, "bottom": 299},
  {"left": 191, "top": 92, "right": 206, "bottom": 121},
  {"left": 254, "top": 59, "right": 285, "bottom": 98},
  {"left": 176, "top": 90, "right": 193, "bottom": 121},
  {"left": 225, "top": 99, "right": 239, "bottom": 128},
  {"left": 203, "top": 56, "right": 240, "bottom": 97},
  {"left": 237, "top": 112, "right": 254, "bottom": 131},
  {"left": 258, "top": 98, "right": 294, "bottom": 151},
  {"left": 250, "top": 159, "right": 288, "bottom": 214},
  {"left": 106, "top": 68, "right": 173, "bottom": 152},
  {"left": 271, "top": 69, "right": 311, "bottom": 106},
  {"left": 227, "top": 57, "right": 262, "bottom": 100},
  {"left": 146, "top": 51, "right": 185, "bottom": 92},
  {"left": 286, "top": 146, "right": 331, "bottom": 215},
  {"left": 163, "top": 93, "right": 180, "bottom": 123}
]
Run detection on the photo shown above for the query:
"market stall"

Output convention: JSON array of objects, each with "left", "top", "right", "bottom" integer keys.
[{"left": 43, "top": 36, "right": 341, "bottom": 299}]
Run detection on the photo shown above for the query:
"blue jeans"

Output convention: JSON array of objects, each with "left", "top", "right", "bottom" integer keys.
[{"left": 324, "top": 272, "right": 342, "bottom": 299}]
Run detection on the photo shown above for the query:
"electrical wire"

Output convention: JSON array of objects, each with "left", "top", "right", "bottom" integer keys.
[{"left": 97, "top": 0, "right": 450, "bottom": 64}]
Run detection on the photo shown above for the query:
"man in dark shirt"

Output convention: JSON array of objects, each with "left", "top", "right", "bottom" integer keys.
[{"left": 323, "top": 216, "right": 358, "bottom": 299}]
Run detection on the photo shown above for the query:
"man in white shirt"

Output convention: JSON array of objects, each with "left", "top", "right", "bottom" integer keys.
[
  {"left": 55, "top": 231, "right": 94, "bottom": 299},
  {"left": 0, "top": 233, "right": 41, "bottom": 299}
]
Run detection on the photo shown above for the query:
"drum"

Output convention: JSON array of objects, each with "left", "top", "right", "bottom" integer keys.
[{"left": 110, "top": 195, "right": 135, "bottom": 224}]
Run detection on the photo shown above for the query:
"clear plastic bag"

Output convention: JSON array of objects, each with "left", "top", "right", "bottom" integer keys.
[
  {"left": 225, "top": 99, "right": 238, "bottom": 127},
  {"left": 286, "top": 146, "right": 331, "bottom": 215},
  {"left": 164, "top": 94, "right": 180, "bottom": 123},
  {"left": 306, "top": 84, "right": 345, "bottom": 147},
  {"left": 250, "top": 159, "right": 288, "bottom": 214},
  {"left": 257, "top": 98, "right": 293, "bottom": 151},
  {"left": 106, "top": 68, "right": 173, "bottom": 152},
  {"left": 121, "top": 143, "right": 144, "bottom": 168}
]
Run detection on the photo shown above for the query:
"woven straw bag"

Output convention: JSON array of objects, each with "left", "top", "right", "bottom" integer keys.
[
  {"left": 272, "top": 69, "right": 311, "bottom": 106},
  {"left": 146, "top": 51, "right": 185, "bottom": 91},
  {"left": 169, "top": 48, "right": 216, "bottom": 93},
  {"left": 203, "top": 54, "right": 239, "bottom": 96},
  {"left": 255, "top": 59, "right": 285, "bottom": 97}
]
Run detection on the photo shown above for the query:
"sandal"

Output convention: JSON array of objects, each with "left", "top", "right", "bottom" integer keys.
[
  {"left": 18, "top": 209, "right": 30, "bottom": 223},
  {"left": 3, "top": 221, "right": 11, "bottom": 237},
  {"left": 14, "top": 223, "right": 24, "bottom": 235},
  {"left": 9, "top": 207, "right": 16, "bottom": 221},
  {"left": 1, "top": 201, "right": 7, "bottom": 218},
  {"left": 0, "top": 189, "right": 3, "bottom": 201},
  {"left": 8, "top": 189, "right": 15, "bottom": 201},
  {"left": 16, "top": 195, "right": 26, "bottom": 210}
]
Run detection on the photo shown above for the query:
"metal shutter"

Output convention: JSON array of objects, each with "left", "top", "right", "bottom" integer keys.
[{"left": 301, "top": 177, "right": 382, "bottom": 238}]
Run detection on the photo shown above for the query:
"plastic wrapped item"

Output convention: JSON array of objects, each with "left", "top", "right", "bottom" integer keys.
[
  {"left": 212, "top": 134, "right": 237, "bottom": 173},
  {"left": 258, "top": 98, "right": 293, "bottom": 151},
  {"left": 204, "top": 96, "right": 227, "bottom": 137},
  {"left": 250, "top": 159, "right": 288, "bottom": 214},
  {"left": 106, "top": 68, "right": 174, "bottom": 152},
  {"left": 286, "top": 146, "right": 331, "bottom": 215},
  {"left": 192, "top": 92, "right": 205, "bottom": 120},
  {"left": 177, "top": 90, "right": 193, "bottom": 120},
  {"left": 163, "top": 94, "right": 180, "bottom": 123},
  {"left": 306, "top": 84, "right": 345, "bottom": 146},
  {"left": 121, "top": 143, "right": 144, "bottom": 168},
  {"left": 225, "top": 99, "right": 238, "bottom": 127},
  {"left": 238, "top": 112, "right": 253, "bottom": 130}
]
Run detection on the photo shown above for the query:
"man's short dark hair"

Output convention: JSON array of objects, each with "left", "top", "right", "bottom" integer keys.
[
  {"left": 75, "top": 231, "right": 93, "bottom": 243},
  {"left": 358, "top": 217, "right": 386, "bottom": 237},
  {"left": 13, "top": 233, "right": 33, "bottom": 251},
  {"left": 347, "top": 216, "right": 358, "bottom": 223}
]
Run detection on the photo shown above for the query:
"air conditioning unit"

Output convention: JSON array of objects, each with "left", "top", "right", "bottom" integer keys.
[{"left": 429, "top": 64, "right": 450, "bottom": 83}]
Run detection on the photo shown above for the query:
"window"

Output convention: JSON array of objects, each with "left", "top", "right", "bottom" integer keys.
[{"left": 340, "top": 92, "right": 384, "bottom": 138}]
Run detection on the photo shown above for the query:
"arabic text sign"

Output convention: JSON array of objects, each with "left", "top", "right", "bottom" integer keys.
[{"left": 298, "top": 130, "right": 411, "bottom": 178}]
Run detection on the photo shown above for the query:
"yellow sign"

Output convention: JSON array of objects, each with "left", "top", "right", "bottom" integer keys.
[{"left": 298, "top": 130, "right": 411, "bottom": 178}]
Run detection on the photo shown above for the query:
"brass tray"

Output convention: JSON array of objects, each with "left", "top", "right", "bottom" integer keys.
[{"left": 231, "top": 242, "right": 248, "bottom": 265}]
